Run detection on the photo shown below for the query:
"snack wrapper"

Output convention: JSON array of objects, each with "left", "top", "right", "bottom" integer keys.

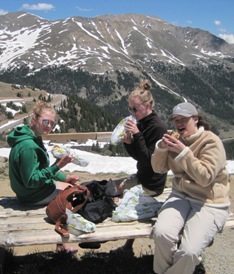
[
  {"left": 66, "top": 208, "right": 96, "bottom": 236},
  {"left": 110, "top": 115, "right": 136, "bottom": 145},
  {"left": 51, "top": 145, "right": 89, "bottom": 167}
]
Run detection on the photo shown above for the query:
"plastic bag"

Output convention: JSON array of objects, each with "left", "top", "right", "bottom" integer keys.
[
  {"left": 51, "top": 145, "right": 89, "bottom": 166},
  {"left": 110, "top": 115, "right": 136, "bottom": 145},
  {"left": 111, "top": 185, "right": 163, "bottom": 222},
  {"left": 66, "top": 208, "right": 96, "bottom": 236}
]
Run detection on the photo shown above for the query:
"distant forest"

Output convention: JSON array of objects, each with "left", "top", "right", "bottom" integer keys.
[{"left": 56, "top": 95, "right": 119, "bottom": 133}]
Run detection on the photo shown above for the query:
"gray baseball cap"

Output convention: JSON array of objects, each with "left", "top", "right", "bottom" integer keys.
[{"left": 171, "top": 102, "right": 198, "bottom": 118}]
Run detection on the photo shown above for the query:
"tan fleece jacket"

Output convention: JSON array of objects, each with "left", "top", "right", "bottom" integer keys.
[{"left": 151, "top": 127, "right": 230, "bottom": 206}]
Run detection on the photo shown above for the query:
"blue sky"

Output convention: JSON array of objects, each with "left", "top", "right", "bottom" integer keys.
[{"left": 0, "top": 1, "right": 234, "bottom": 44}]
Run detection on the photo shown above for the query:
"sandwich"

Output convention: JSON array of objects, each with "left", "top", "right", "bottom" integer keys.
[
  {"left": 51, "top": 145, "right": 89, "bottom": 167},
  {"left": 167, "top": 130, "right": 180, "bottom": 139}
]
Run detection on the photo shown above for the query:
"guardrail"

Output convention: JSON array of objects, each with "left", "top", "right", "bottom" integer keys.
[{"left": 43, "top": 132, "right": 113, "bottom": 142}]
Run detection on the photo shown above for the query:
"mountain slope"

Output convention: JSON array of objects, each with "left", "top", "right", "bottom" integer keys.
[
  {"left": 1, "top": 12, "right": 234, "bottom": 72},
  {"left": 0, "top": 12, "right": 234, "bottom": 138}
]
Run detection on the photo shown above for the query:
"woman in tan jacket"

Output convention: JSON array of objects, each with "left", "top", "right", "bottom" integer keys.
[{"left": 151, "top": 102, "right": 230, "bottom": 274}]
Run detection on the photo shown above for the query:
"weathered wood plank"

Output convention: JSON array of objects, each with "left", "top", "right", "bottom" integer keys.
[{"left": 0, "top": 220, "right": 154, "bottom": 247}]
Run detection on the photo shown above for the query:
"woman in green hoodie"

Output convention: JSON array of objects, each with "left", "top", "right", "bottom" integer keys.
[
  {"left": 7, "top": 100, "right": 79, "bottom": 206},
  {"left": 8, "top": 100, "right": 80, "bottom": 253}
]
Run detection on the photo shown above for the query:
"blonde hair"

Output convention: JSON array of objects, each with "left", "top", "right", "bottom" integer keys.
[
  {"left": 129, "top": 80, "right": 155, "bottom": 108},
  {"left": 32, "top": 100, "right": 56, "bottom": 120}
]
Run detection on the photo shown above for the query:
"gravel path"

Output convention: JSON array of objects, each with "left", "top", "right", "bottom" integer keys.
[{"left": 202, "top": 229, "right": 234, "bottom": 274}]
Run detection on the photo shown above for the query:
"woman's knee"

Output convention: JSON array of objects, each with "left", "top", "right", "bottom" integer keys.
[
  {"left": 179, "top": 240, "right": 201, "bottom": 260},
  {"left": 153, "top": 222, "right": 178, "bottom": 244}
]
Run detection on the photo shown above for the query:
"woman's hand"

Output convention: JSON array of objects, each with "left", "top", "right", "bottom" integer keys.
[
  {"left": 121, "top": 131, "right": 132, "bottom": 144},
  {"left": 161, "top": 133, "right": 186, "bottom": 153},
  {"left": 56, "top": 153, "right": 74, "bottom": 169},
  {"left": 124, "top": 119, "right": 139, "bottom": 135},
  {"left": 121, "top": 118, "right": 139, "bottom": 144},
  {"left": 65, "top": 175, "right": 79, "bottom": 185}
]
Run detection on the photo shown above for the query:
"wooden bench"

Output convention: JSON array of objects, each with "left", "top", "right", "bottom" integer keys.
[
  {"left": 0, "top": 187, "right": 233, "bottom": 273},
  {"left": 0, "top": 188, "right": 172, "bottom": 273},
  {"left": 1, "top": 187, "right": 233, "bottom": 249},
  {"left": 0, "top": 189, "right": 171, "bottom": 248}
]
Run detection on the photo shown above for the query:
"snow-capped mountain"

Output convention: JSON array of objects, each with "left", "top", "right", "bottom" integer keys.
[
  {"left": 1, "top": 12, "right": 234, "bottom": 73},
  {"left": 0, "top": 12, "right": 234, "bottom": 138}
]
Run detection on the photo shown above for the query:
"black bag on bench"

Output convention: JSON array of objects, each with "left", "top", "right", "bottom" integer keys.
[
  {"left": 46, "top": 179, "right": 121, "bottom": 237},
  {"left": 79, "top": 179, "right": 121, "bottom": 224}
]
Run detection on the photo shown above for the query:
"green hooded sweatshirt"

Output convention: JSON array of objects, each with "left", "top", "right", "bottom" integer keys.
[{"left": 7, "top": 125, "right": 66, "bottom": 204}]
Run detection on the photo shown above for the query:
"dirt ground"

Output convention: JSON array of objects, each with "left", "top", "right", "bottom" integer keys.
[{"left": 1, "top": 172, "right": 234, "bottom": 274}]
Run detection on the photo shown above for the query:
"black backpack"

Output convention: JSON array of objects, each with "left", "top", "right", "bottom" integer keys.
[{"left": 79, "top": 179, "right": 121, "bottom": 223}]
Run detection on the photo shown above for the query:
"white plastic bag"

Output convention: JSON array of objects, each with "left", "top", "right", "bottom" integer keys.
[
  {"left": 112, "top": 185, "right": 163, "bottom": 222},
  {"left": 51, "top": 145, "right": 89, "bottom": 166},
  {"left": 66, "top": 208, "right": 96, "bottom": 236},
  {"left": 110, "top": 115, "right": 136, "bottom": 145}
]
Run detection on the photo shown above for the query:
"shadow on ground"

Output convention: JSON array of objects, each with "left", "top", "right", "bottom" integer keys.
[{"left": 3, "top": 249, "right": 206, "bottom": 274}]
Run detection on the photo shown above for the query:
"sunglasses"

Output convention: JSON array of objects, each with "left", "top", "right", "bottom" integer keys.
[
  {"left": 128, "top": 106, "right": 140, "bottom": 113},
  {"left": 41, "top": 119, "right": 56, "bottom": 128}
]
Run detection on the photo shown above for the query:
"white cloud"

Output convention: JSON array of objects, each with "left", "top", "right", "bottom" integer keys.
[
  {"left": 214, "top": 20, "right": 227, "bottom": 34},
  {"left": 219, "top": 34, "right": 234, "bottom": 44},
  {"left": 0, "top": 9, "right": 8, "bottom": 15},
  {"left": 214, "top": 20, "right": 221, "bottom": 26},
  {"left": 76, "top": 6, "right": 92, "bottom": 12},
  {"left": 219, "top": 27, "right": 227, "bottom": 33},
  {"left": 213, "top": 19, "right": 234, "bottom": 44},
  {"left": 20, "top": 3, "right": 55, "bottom": 11}
]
